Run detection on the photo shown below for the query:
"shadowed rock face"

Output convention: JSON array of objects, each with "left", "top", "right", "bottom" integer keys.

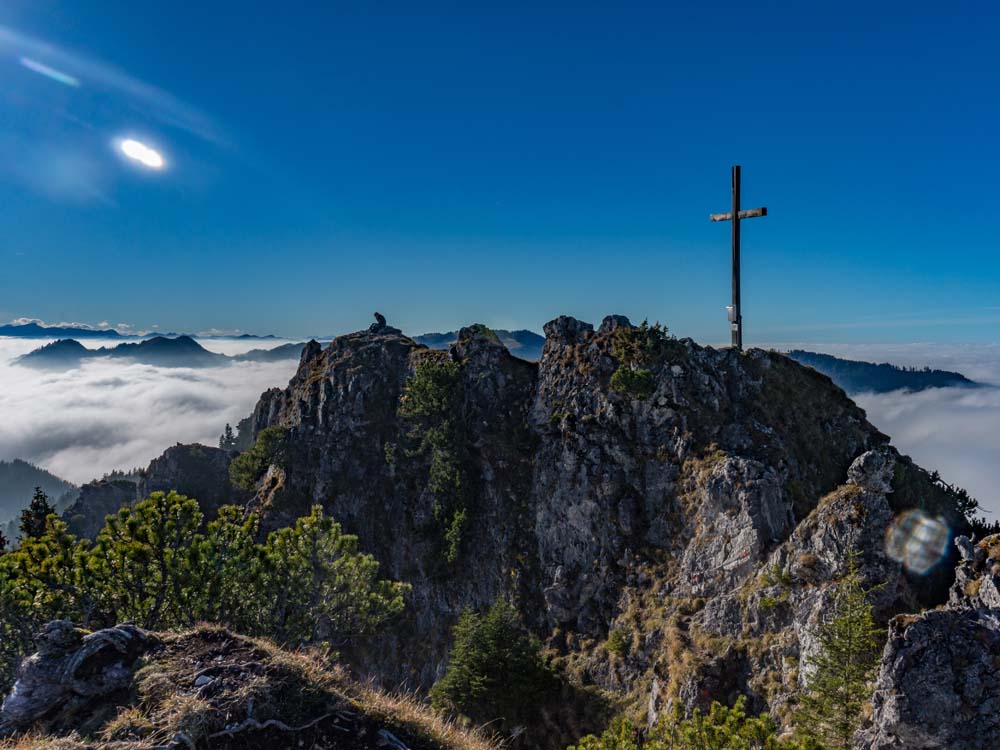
[
  {"left": 138, "top": 443, "right": 249, "bottom": 516},
  {"left": 856, "top": 535, "right": 1000, "bottom": 749},
  {"left": 62, "top": 444, "right": 246, "bottom": 537},
  {"left": 227, "top": 314, "right": 967, "bottom": 729},
  {"left": 62, "top": 479, "right": 138, "bottom": 538},
  {"left": 860, "top": 607, "right": 1000, "bottom": 750}
]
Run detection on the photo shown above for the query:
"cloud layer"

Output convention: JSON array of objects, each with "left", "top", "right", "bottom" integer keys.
[
  {"left": 0, "top": 338, "right": 296, "bottom": 485},
  {"left": 776, "top": 342, "right": 1000, "bottom": 517},
  {"left": 1, "top": 336, "right": 997, "bottom": 518}
]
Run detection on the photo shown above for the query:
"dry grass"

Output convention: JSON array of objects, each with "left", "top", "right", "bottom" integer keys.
[
  {"left": 3, "top": 623, "right": 496, "bottom": 750},
  {"left": 98, "top": 707, "right": 154, "bottom": 742},
  {"left": 977, "top": 534, "right": 1000, "bottom": 563}
]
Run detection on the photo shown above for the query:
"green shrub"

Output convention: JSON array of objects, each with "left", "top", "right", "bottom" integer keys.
[
  {"left": 228, "top": 426, "right": 288, "bottom": 490},
  {"left": 399, "top": 357, "right": 470, "bottom": 565},
  {"left": 605, "top": 628, "right": 630, "bottom": 656},
  {"left": 610, "top": 367, "right": 656, "bottom": 399},
  {"left": 759, "top": 592, "right": 788, "bottom": 611},
  {"left": 609, "top": 321, "right": 673, "bottom": 401},
  {"left": 430, "top": 600, "right": 555, "bottom": 730},
  {"left": 0, "top": 495, "right": 408, "bottom": 695},
  {"left": 610, "top": 320, "right": 673, "bottom": 367},
  {"left": 569, "top": 696, "right": 819, "bottom": 750},
  {"left": 795, "top": 551, "right": 884, "bottom": 750}
]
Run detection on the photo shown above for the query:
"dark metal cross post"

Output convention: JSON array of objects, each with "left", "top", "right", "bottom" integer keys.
[{"left": 710, "top": 165, "right": 766, "bottom": 350}]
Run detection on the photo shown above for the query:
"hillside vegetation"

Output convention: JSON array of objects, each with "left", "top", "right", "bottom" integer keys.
[
  {"left": 786, "top": 349, "right": 978, "bottom": 394},
  {"left": 0, "top": 460, "right": 76, "bottom": 525}
]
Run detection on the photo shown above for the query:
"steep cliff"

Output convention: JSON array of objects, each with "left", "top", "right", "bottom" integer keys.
[
  {"left": 138, "top": 443, "right": 249, "bottom": 516},
  {"left": 856, "top": 534, "right": 1000, "bottom": 749},
  {"left": 230, "top": 313, "right": 967, "bottom": 733},
  {"left": 63, "top": 444, "right": 244, "bottom": 537}
]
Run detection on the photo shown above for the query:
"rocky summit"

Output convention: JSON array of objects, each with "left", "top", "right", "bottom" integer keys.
[{"left": 17, "top": 313, "right": 990, "bottom": 749}]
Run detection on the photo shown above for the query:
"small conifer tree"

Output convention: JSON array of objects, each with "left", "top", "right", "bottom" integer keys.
[
  {"left": 430, "top": 600, "right": 554, "bottom": 729},
  {"left": 19, "top": 487, "right": 55, "bottom": 539},
  {"left": 796, "top": 550, "right": 885, "bottom": 750}
]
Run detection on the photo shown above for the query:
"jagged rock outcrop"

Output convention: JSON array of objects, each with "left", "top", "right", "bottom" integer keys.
[
  {"left": 44, "top": 313, "right": 965, "bottom": 742},
  {"left": 857, "top": 535, "right": 1000, "bottom": 749},
  {"left": 138, "top": 442, "right": 248, "bottom": 515},
  {"left": 62, "top": 479, "right": 137, "bottom": 537},
  {"left": 225, "top": 312, "right": 967, "bottom": 734}
]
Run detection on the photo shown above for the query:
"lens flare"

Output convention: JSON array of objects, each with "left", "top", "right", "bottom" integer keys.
[
  {"left": 885, "top": 509, "right": 950, "bottom": 575},
  {"left": 19, "top": 56, "right": 80, "bottom": 87},
  {"left": 118, "top": 139, "right": 165, "bottom": 170}
]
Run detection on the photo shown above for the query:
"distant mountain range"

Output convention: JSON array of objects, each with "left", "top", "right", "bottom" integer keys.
[
  {"left": 16, "top": 329, "right": 547, "bottom": 369},
  {"left": 0, "top": 322, "right": 127, "bottom": 339},
  {"left": 786, "top": 350, "right": 981, "bottom": 394},
  {"left": 414, "top": 329, "right": 545, "bottom": 360},
  {"left": 17, "top": 337, "right": 306, "bottom": 369},
  {"left": 0, "top": 322, "right": 278, "bottom": 340}
]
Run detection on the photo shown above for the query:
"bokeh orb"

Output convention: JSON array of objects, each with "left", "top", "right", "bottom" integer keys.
[{"left": 885, "top": 509, "right": 950, "bottom": 575}]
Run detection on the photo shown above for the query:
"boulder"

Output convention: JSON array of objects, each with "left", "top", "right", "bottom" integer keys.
[
  {"left": 858, "top": 607, "right": 1000, "bottom": 749},
  {"left": 0, "top": 622, "right": 150, "bottom": 737}
]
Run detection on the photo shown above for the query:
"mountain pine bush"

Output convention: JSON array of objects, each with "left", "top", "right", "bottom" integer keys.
[{"left": 0, "top": 493, "right": 408, "bottom": 694}]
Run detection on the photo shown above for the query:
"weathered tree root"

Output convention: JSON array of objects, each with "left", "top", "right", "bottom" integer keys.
[{"left": 207, "top": 712, "right": 334, "bottom": 740}]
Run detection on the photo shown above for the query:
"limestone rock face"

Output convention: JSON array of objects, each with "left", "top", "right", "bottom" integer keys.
[
  {"left": 859, "top": 607, "right": 1000, "bottom": 749},
  {"left": 159, "top": 315, "right": 967, "bottom": 730},
  {"left": 855, "top": 534, "right": 1000, "bottom": 749},
  {"left": 62, "top": 479, "right": 137, "bottom": 537},
  {"left": 138, "top": 442, "right": 248, "bottom": 515},
  {"left": 0, "top": 621, "right": 150, "bottom": 737}
]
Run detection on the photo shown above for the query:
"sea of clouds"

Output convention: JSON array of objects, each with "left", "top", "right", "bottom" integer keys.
[
  {"left": 1, "top": 336, "right": 997, "bottom": 516},
  {"left": 774, "top": 343, "right": 1000, "bottom": 517},
  {"left": 0, "top": 337, "right": 299, "bottom": 485}
]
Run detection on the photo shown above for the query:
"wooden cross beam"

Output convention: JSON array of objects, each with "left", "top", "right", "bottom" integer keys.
[{"left": 709, "top": 165, "right": 767, "bottom": 351}]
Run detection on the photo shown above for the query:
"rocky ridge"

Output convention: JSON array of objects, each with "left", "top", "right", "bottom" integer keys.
[
  {"left": 229, "top": 314, "right": 968, "bottom": 736},
  {"left": 62, "top": 444, "right": 244, "bottom": 537},
  {"left": 855, "top": 534, "right": 1000, "bottom": 749},
  {"left": 45, "top": 313, "right": 979, "bottom": 747}
]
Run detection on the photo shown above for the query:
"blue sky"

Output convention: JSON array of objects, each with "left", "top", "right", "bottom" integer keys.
[{"left": 0, "top": 1, "right": 997, "bottom": 342}]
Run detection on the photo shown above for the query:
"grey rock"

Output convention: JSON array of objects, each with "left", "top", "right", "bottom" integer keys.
[
  {"left": 598, "top": 315, "right": 632, "bottom": 334},
  {"left": 543, "top": 315, "right": 594, "bottom": 346},
  {"left": 859, "top": 608, "right": 1000, "bottom": 750},
  {"left": 172, "top": 313, "right": 961, "bottom": 738},
  {"left": 846, "top": 448, "right": 895, "bottom": 493},
  {"left": 61, "top": 479, "right": 137, "bottom": 538},
  {"left": 955, "top": 534, "right": 976, "bottom": 562},
  {"left": 0, "top": 623, "right": 149, "bottom": 737}
]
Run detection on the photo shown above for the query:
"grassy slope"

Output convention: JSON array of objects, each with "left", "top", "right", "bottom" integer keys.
[{"left": 1, "top": 624, "right": 495, "bottom": 750}]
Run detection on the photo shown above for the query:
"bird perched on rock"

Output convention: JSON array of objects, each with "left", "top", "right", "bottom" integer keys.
[{"left": 374, "top": 312, "right": 387, "bottom": 327}]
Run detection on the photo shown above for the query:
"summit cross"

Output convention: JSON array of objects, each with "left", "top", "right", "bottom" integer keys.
[{"left": 710, "top": 165, "right": 767, "bottom": 350}]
